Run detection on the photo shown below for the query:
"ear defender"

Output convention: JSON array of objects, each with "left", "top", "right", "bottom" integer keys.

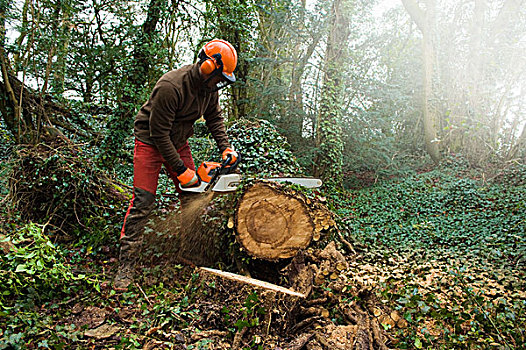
[
  {"left": 200, "top": 57, "right": 217, "bottom": 75},
  {"left": 199, "top": 50, "right": 222, "bottom": 75}
]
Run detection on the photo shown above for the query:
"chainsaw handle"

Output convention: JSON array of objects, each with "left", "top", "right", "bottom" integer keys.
[
  {"left": 204, "top": 156, "right": 231, "bottom": 192},
  {"left": 222, "top": 154, "right": 233, "bottom": 168},
  {"left": 221, "top": 152, "right": 241, "bottom": 174}
]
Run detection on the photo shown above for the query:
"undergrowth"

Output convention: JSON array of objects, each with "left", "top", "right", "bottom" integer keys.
[
  {"left": 0, "top": 222, "right": 100, "bottom": 349},
  {"left": 1, "top": 128, "right": 525, "bottom": 348},
  {"left": 340, "top": 168, "right": 525, "bottom": 269}
]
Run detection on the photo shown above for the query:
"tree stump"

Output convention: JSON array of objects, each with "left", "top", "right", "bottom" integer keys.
[{"left": 236, "top": 182, "right": 325, "bottom": 260}]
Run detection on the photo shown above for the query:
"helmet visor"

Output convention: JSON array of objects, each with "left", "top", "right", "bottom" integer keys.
[{"left": 222, "top": 71, "right": 236, "bottom": 84}]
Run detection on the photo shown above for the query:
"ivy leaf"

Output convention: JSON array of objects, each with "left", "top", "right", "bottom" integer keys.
[
  {"left": 234, "top": 319, "right": 250, "bottom": 331},
  {"left": 15, "top": 264, "right": 30, "bottom": 273}
]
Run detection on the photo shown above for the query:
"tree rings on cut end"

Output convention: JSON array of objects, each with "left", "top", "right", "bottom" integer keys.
[{"left": 235, "top": 182, "right": 314, "bottom": 260}]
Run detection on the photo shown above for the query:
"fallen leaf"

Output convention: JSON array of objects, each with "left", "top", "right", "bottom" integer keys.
[
  {"left": 146, "top": 326, "right": 161, "bottom": 336},
  {"left": 397, "top": 318, "right": 408, "bottom": 329},
  {"left": 71, "top": 303, "right": 83, "bottom": 315},
  {"left": 390, "top": 311, "right": 401, "bottom": 322},
  {"left": 84, "top": 323, "right": 120, "bottom": 339},
  {"left": 76, "top": 306, "right": 108, "bottom": 328}
]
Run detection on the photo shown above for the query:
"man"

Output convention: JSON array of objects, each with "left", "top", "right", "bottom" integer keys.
[{"left": 114, "top": 39, "right": 239, "bottom": 290}]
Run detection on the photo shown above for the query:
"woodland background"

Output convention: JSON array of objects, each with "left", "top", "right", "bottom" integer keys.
[{"left": 0, "top": 0, "right": 525, "bottom": 349}]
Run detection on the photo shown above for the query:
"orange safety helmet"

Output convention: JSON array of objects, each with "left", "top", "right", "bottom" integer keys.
[{"left": 198, "top": 39, "right": 238, "bottom": 91}]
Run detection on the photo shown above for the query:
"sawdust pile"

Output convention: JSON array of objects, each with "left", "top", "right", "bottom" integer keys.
[
  {"left": 141, "top": 191, "right": 227, "bottom": 267},
  {"left": 176, "top": 191, "right": 221, "bottom": 265}
]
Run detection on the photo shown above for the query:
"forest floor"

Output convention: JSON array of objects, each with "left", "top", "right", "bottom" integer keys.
[{"left": 1, "top": 164, "right": 525, "bottom": 349}]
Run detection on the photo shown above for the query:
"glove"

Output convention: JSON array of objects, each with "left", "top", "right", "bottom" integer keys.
[
  {"left": 177, "top": 168, "right": 201, "bottom": 188},
  {"left": 222, "top": 147, "right": 238, "bottom": 165}
]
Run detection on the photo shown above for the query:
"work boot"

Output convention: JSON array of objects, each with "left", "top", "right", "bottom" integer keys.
[
  {"left": 114, "top": 261, "right": 135, "bottom": 291},
  {"left": 114, "top": 240, "right": 142, "bottom": 291}
]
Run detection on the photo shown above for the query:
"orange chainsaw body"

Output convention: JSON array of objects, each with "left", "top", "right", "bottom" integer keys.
[{"left": 197, "top": 161, "right": 222, "bottom": 182}]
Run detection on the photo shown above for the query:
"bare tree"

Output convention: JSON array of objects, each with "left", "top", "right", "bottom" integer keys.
[{"left": 401, "top": 0, "right": 440, "bottom": 163}]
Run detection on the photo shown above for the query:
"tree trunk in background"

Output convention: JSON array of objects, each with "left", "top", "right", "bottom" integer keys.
[
  {"left": 251, "top": 1, "right": 283, "bottom": 122},
  {"left": 0, "top": 0, "right": 87, "bottom": 144},
  {"left": 312, "top": 0, "right": 349, "bottom": 184},
  {"left": 469, "top": 0, "right": 485, "bottom": 105},
  {"left": 254, "top": 0, "right": 321, "bottom": 152},
  {"left": 508, "top": 122, "right": 526, "bottom": 162},
  {"left": 486, "top": 0, "right": 522, "bottom": 160},
  {"left": 209, "top": 0, "right": 253, "bottom": 121},
  {"left": 438, "top": 0, "right": 523, "bottom": 163},
  {"left": 41, "top": 2, "right": 62, "bottom": 96},
  {"left": 488, "top": 0, "right": 522, "bottom": 45},
  {"left": 283, "top": 0, "right": 308, "bottom": 149},
  {"left": 402, "top": 0, "right": 440, "bottom": 164},
  {"left": 129, "top": 0, "right": 164, "bottom": 93},
  {"left": 286, "top": 21, "right": 322, "bottom": 152}
]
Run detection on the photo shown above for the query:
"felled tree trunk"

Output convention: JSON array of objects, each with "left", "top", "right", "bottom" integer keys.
[
  {"left": 235, "top": 182, "right": 334, "bottom": 260},
  {"left": 147, "top": 181, "right": 335, "bottom": 269}
]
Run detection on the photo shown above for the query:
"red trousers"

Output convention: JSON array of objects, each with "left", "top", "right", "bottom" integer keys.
[{"left": 120, "top": 139, "right": 195, "bottom": 239}]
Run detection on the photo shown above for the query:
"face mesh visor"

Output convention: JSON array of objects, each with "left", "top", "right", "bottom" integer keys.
[
  {"left": 213, "top": 79, "right": 230, "bottom": 91},
  {"left": 204, "top": 69, "right": 235, "bottom": 92}
]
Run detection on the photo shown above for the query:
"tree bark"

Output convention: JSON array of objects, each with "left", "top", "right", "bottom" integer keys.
[
  {"left": 158, "top": 181, "right": 335, "bottom": 268},
  {"left": 402, "top": 0, "right": 440, "bottom": 164},
  {"left": 312, "top": 0, "right": 349, "bottom": 183}
]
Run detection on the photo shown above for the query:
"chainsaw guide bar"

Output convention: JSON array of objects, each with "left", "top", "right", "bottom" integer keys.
[{"left": 181, "top": 174, "right": 322, "bottom": 193}]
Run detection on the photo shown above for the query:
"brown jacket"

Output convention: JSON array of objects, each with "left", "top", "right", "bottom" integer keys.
[{"left": 134, "top": 64, "right": 230, "bottom": 174}]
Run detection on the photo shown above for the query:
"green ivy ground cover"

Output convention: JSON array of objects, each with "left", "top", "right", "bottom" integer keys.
[{"left": 342, "top": 170, "right": 525, "bottom": 269}]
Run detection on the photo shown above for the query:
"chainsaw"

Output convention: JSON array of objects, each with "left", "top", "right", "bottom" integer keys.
[{"left": 179, "top": 155, "right": 322, "bottom": 193}]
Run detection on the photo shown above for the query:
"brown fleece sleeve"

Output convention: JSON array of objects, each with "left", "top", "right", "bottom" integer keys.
[
  {"left": 204, "top": 92, "right": 230, "bottom": 152},
  {"left": 149, "top": 81, "right": 186, "bottom": 174}
]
